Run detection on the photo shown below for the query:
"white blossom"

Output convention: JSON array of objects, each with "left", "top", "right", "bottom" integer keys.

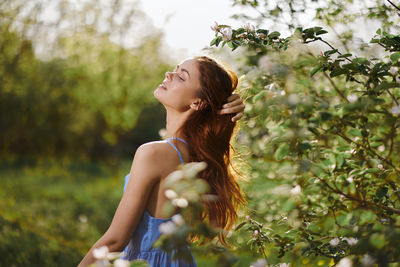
[
  {"left": 210, "top": 21, "right": 219, "bottom": 32},
  {"left": 377, "top": 164, "right": 383, "bottom": 170},
  {"left": 290, "top": 185, "right": 301, "bottom": 196},
  {"left": 93, "top": 246, "right": 109, "bottom": 260},
  {"left": 165, "top": 189, "right": 178, "bottom": 199},
  {"left": 389, "top": 66, "right": 399, "bottom": 76},
  {"left": 114, "top": 259, "right": 130, "bottom": 267},
  {"left": 277, "top": 264, "right": 290, "bottom": 267},
  {"left": 171, "top": 214, "right": 185, "bottom": 226},
  {"left": 347, "top": 94, "right": 358, "bottom": 103},
  {"left": 390, "top": 105, "right": 400, "bottom": 115},
  {"left": 336, "top": 257, "right": 353, "bottom": 267},
  {"left": 343, "top": 237, "right": 358, "bottom": 245},
  {"left": 159, "top": 221, "right": 177, "bottom": 235},
  {"left": 361, "top": 254, "right": 375, "bottom": 267},
  {"left": 221, "top": 27, "right": 233, "bottom": 41},
  {"left": 174, "top": 198, "right": 188, "bottom": 208},
  {"left": 329, "top": 238, "right": 340, "bottom": 246},
  {"left": 254, "top": 230, "right": 259, "bottom": 236},
  {"left": 106, "top": 252, "right": 123, "bottom": 261},
  {"left": 378, "top": 145, "right": 385, "bottom": 152},
  {"left": 258, "top": 56, "right": 272, "bottom": 72},
  {"left": 369, "top": 83, "right": 375, "bottom": 89},
  {"left": 250, "top": 258, "right": 267, "bottom": 267},
  {"left": 246, "top": 215, "right": 251, "bottom": 221},
  {"left": 243, "top": 23, "right": 255, "bottom": 32}
]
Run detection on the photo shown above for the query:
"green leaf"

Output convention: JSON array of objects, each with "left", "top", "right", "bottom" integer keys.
[
  {"left": 376, "top": 187, "right": 388, "bottom": 199},
  {"left": 390, "top": 52, "right": 400, "bottom": 62},
  {"left": 338, "top": 53, "right": 352, "bottom": 58},
  {"left": 376, "top": 82, "right": 399, "bottom": 90},
  {"left": 268, "top": 31, "right": 281, "bottom": 39},
  {"left": 210, "top": 37, "right": 218, "bottom": 46},
  {"left": 370, "top": 142, "right": 383, "bottom": 147},
  {"left": 253, "top": 90, "right": 267, "bottom": 103},
  {"left": 370, "top": 233, "right": 385, "bottom": 249},
  {"left": 275, "top": 143, "right": 289, "bottom": 161},
  {"left": 347, "top": 129, "right": 362, "bottom": 137},
  {"left": 234, "top": 221, "right": 247, "bottom": 231},
  {"left": 330, "top": 68, "right": 347, "bottom": 77},
  {"left": 316, "top": 29, "right": 328, "bottom": 35},
  {"left": 310, "top": 65, "right": 322, "bottom": 77}
]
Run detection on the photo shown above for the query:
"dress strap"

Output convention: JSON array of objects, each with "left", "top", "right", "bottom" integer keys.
[
  {"left": 165, "top": 137, "right": 188, "bottom": 166},
  {"left": 166, "top": 137, "right": 189, "bottom": 146}
]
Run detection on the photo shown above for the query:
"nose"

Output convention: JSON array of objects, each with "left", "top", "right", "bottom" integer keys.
[{"left": 165, "top": 71, "right": 177, "bottom": 81}]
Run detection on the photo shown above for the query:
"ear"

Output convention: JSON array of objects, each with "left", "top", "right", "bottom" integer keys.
[{"left": 190, "top": 98, "right": 207, "bottom": 111}]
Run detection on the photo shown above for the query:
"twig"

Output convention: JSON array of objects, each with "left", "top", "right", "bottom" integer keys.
[{"left": 322, "top": 72, "right": 349, "bottom": 102}]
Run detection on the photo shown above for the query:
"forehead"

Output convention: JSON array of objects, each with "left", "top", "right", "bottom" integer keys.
[{"left": 179, "top": 59, "right": 200, "bottom": 76}]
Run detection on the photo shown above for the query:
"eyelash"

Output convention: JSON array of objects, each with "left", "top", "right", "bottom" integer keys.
[{"left": 174, "top": 67, "right": 184, "bottom": 81}]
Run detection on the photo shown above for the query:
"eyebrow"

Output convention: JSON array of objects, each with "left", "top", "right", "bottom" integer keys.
[{"left": 176, "top": 64, "right": 190, "bottom": 78}]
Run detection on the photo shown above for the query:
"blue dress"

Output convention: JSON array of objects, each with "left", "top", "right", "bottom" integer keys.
[{"left": 121, "top": 137, "right": 197, "bottom": 267}]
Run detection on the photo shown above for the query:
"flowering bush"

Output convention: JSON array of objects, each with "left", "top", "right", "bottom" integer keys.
[{"left": 206, "top": 0, "right": 400, "bottom": 266}]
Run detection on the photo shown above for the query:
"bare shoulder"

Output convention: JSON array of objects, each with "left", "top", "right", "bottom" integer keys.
[{"left": 135, "top": 141, "right": 172, "bottom": 159}]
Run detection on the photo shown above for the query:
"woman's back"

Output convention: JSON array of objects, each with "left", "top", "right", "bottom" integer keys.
[{"left": 121, "top": 137, "right": 197, "bottom": 267}]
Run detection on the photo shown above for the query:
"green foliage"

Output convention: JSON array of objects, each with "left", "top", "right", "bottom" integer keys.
[
  {"left": 0, "top": 0, "right": 169, "bottom": 159},
  {"left": 208, "top": 0, "right": 400, "bottom": 266}
]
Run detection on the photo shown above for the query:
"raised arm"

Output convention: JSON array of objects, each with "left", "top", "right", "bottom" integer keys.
[
  {"left": 218, "top": 93, "right": 245, "bottom": 122},
  {"left": 78, "top": 144, "right": 161, "bottom": 267}
]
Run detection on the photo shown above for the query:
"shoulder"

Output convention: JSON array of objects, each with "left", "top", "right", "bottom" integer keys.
[{"left": 134, "top": 141, "right": 172, "bottom": 160}]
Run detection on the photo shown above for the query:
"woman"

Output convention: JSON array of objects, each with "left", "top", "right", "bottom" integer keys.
[{"left": 78, "top": 56, "right": 246, "bottom": 267}]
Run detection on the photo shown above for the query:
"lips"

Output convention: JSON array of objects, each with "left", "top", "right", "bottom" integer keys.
[{"left": 158, "top": 82, "right": 167, "bottom": 90}]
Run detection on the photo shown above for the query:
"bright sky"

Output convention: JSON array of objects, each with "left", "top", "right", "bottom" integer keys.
[{"left": 139, "top": 0, "right": 256, "bottom": 60}]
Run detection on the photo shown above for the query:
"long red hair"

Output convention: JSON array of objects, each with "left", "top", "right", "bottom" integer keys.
[{"left": 177, "top": 56, "right": 246, "bottom": 246}]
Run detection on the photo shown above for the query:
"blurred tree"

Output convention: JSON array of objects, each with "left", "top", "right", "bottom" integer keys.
[{"left": 0, "top": 0, "right": 170, "bottom": 159}]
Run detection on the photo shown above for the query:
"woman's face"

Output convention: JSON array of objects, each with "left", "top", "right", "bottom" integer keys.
[{"left": 154, "top": 58, "right": 202, "bottom": 112}]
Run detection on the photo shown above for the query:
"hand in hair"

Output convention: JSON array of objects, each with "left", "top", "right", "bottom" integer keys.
[{"left": 218, "top": 93, "right": 245, "bottom": 122}]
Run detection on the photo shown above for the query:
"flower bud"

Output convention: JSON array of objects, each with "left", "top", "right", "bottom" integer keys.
[
  {"left": 210, "top": 21, "right": 219, "bottom": 32},
  {"left": 246, "top": 215, "right": 251, "bottom": 221},
  {"left": 377, "top": 164, "right": 383, "bottom": 170},
  {"left": 165, "top": 189, "right": 178, "bottom": 199},
  {"left": 221, "top": 27, "right": 233, "bottom": 41}
]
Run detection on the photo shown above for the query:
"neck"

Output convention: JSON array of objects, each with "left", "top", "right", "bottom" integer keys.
[{"left": 165, "top": 108, "right": 193, "bottom": 139}]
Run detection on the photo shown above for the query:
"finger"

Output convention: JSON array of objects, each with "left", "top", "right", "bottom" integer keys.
[
  {"left": 231, "top": 112, "right": 243, "bottom": 122},
  {"left": 227, "top": 93, "right": 240, "bottom": 102},
  {"left": 221, "top": 105, "right": 244, "bottom": 115},
  {"left": 222, "top": 97, "right": 242, "bottom": 109}
]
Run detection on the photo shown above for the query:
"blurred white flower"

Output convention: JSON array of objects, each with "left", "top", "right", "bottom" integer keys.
[
  {"left": 159, "top": 128, "right": 166, "bottom": 138},
  {"left": 106, "top": 252, "right": 123, "bottom": 261},
  {"left": 159, "top": 221, "right": 177, "bottom": 235},
  {"left": 378, "top": 145, "right": 385, "bottom": 152},
  {"left": 246, "top": 215, "right": 251, "bottom": 221},
  {"left": 250, "top": 258, "right": 267, "bottom": 267},
  {"left": 96, "top": 259, "right": 110, "bottom": 267},
  {"left": 171, "top": 214, "right": 185, "bottom": 226},
  {"left": 79, "top": 214, "right": 88, "bottom": 223},
  {"left": 114, "top": 259, "right": 130, "bottom": 267},
  {"left": 369, "top": 83, "right": 375, "bottom": 89},
  {"left": 182, "top": 162, "right": 207, "bottom": 179},
  {"left": 165, "top": 189, "right": 178, "bottom": 199},
  {"left": 390, "top": 105, "right": 400, "bottom": 115},
  {"left": 93, "top": 246, "right": 109, "bottom": 260},
  {"left": 389, "top": 66, "right": 399, "bottom": 76},
  {"left": 347, "top": 94, "right": 358, "bottom": 103},
  {"left": 377, "top": 164, "right": 383, "bottom": 170},
  {"left": 343, "top": 237, "right": 358, "bottom": 245},
  {"left": 337, "top": 257, "right": 353, "bottom": 267},
  {"left": 221, "top": 27, "right": 233, "bottom": 41},
  {"left": 210, "top": 21, "right": 219, "bottom": 32},
  {"left": 173, "top": 198, "right": 188, "bottom": 208},
  {"left": 361, "top": 254, "right": 375, "bottom": 267},
  {"left": 243, "top": 23, "right": 255, "bottom": 32},
  {"left": 165, "top": 170, "right": 184, "bottom": 187},
  {"left": 277, "top": 264, "right": 290, "bottom": 267},
  {"left": 290, "top": 185, "right": 301, "bottom": 196},
  {"left": 254, "top": 230, "right": 259, "bottom": 236},
  {"left": 329, "top": 238, "right": 340, "bottom": 246},
  {"left": 347, "top": 177, "right": 353, "bottom": 183},
  {"left": 258, "top": 56, "right": 272, "bottom": 72}
]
